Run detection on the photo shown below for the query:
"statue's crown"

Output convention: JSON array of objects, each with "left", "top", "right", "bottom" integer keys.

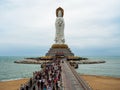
[{"left": 56, "top": 7, "right": 64, "bottom": 17}]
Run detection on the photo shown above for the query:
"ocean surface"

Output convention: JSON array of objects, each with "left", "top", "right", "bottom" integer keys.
[
  {"left": 76, "top": 56, "right": 120, "bottom": 78},
  {"left": 0, "top": 56, "right": 120, "bottom": 81},
  {"left": 0, "top": 56, "right": 40, "bottom": 81}
]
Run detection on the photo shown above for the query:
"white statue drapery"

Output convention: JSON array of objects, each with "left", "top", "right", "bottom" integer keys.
[{"left": 55, "top": 8, "right": 65, "bottom": 44}]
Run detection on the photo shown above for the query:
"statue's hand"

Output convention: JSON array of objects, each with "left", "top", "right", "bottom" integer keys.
[{"left": 58, "top": 21, "right": 63, "bottom": 27}]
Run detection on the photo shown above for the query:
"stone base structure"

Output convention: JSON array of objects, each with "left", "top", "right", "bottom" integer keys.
[{"left": 46, "top": 44, "right": 74, "bottom": 57}]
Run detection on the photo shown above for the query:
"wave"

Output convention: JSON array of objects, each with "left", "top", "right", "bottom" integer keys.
[{"left": 0, "top": 78, "right": 28, "bottom": 82}]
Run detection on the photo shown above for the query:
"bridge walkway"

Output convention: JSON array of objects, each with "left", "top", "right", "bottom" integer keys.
[{"left": 61, "top": 60, "right": 91, "bottom": 90}]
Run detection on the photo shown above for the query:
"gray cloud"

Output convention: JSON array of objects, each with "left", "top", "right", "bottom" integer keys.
[{"left": 0, "top": 0, "right": 120, "bottom": 56}]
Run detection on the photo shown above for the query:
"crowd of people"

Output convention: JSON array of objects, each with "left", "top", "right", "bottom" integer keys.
[{"left": 20, "top": 59, "right": 62, "bottom": 90}]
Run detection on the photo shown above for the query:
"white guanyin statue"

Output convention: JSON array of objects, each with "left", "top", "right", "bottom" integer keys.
[{"left": 55, "top": 7, "right": 65, "bottom": 44}]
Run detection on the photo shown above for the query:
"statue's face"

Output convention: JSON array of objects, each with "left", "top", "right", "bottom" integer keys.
[{"left": 58, "top": 10, "right": 62, "bottom": 17}]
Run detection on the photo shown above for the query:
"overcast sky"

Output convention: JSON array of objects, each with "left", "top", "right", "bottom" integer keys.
[{"left": 0, "top": 0, "right": 120, "bottom": 56}]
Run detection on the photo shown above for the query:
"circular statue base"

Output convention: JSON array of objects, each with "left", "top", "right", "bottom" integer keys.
[{"left": 51, "top": 44, "right": 68, "bottom": 49}]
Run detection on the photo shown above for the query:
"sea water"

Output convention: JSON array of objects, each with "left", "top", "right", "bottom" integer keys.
[
  {"left": 0, "top": 56, "right": 120, "bottom": 81},
  {"left": 76, "top": 56, "right": 120, "bottom": 77},
  {"left": 0, "top": 56, "right": 40, "bottom": 81}
]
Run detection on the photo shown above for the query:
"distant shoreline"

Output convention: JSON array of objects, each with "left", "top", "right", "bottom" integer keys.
[
  {"left": 0, "top": 78, "right": 28, "bottom": 82},
  {"left": 0, "top": 74, "right": 119, "bottom": 82},
  {"left": 79, "top": 74, "right": 120, "bottom": 79}
]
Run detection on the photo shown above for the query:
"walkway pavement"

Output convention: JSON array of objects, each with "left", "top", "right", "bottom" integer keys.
[{"left": 61, "top": 60, "right": 89, "bottom": 90}]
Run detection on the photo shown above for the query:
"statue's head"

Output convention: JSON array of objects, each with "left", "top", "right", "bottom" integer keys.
[{"left": 56, "top": 7, "right": 64, "bottom": 17}]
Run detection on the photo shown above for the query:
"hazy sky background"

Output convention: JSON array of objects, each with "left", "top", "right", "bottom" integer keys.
[{"left": 0, "top": 0, "right": 120, "bottom": 56}]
